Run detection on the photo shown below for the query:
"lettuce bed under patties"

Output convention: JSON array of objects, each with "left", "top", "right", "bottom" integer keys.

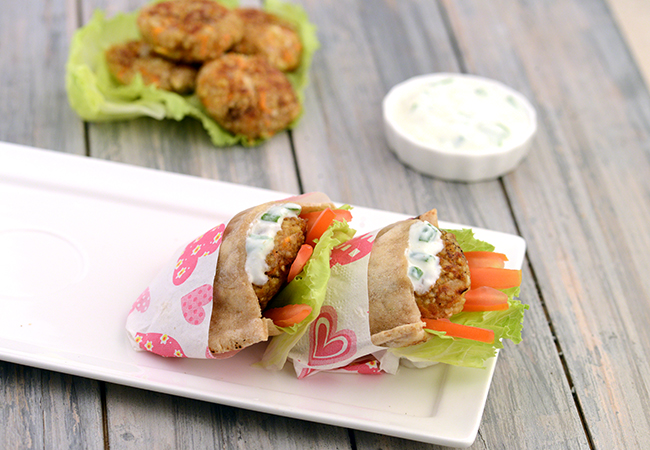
[
  {"left": 65, "top": 0, "right": 319, "bottom": 147},
  {"left": 390, "top": 229, "right": 528, "bottom": 368}
]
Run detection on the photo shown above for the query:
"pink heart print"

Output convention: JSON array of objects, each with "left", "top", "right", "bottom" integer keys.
[
  {"left": 329, "top": 232, "right": 375, "bottom": 268},
  {"left": 173, "top": 224, "right": 225, "bottom": 286},
  {"left": 308, "top": 305, "right": 357, "bottom": 367},
  {"left": 181, "top": 284, "right": 213, "bottom": 325},
  {"left": 135, "top": 332, "right": 187, "bottom": 358},
  {"left": 130, "top": 287, "right": 151, "bottom": 313}
]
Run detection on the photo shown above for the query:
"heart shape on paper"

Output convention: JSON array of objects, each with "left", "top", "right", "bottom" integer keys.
[
  {"left": 181, "top": 284, "right": 212, "bottom": 325},
  {"left": 308, "top": 306, "right": 357, "bottom": 366},
  {"left": 329, "top": 232, "right": 375, "bottom": 268},
  {"left": 135, "top": 332, "right": 187, "bottom": 358},
  {"left": 173, "top": 224, "right": 225, "bottom": 286},
  {"left": 130, "top": 287, "right": 151, "bottom": 313}
]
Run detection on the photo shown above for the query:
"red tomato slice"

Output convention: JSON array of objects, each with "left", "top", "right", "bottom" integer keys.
[
  {"left": 263, "top": 304, "right": 313, "bottom": 328},
  {"left": 287, "top": 244, "right": 314, "bottom": 283},
  {"left": 300, "top": 209, "right": 352, "bottom": 230},
  {"left": 301, "top": 208, "right": 337, "bottom": 246}
]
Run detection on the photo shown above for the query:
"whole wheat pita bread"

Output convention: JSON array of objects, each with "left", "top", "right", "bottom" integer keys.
[
  {"left": 368, "top": 209, "right": 439, "bottom": 348},
  {"left": 208, "top": 196, "right": 334, "bottom": 354}
]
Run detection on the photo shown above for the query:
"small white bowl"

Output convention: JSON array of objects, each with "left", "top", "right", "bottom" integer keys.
[{"left": 383, "top": 73, "right": 537, "bottom": 182}]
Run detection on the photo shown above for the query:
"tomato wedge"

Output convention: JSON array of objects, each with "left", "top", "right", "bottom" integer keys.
[
  {"left": 463, "top": 286, "right": 509, "bottom": 312},
  {"left": 423, "top": 318, "right": 495, "bottom": 343},
  {"left": 287, "top": 244, "right": 314, "bottom": 283},
  {"left": 332, "top": 209, "right": 353, "bottom": 223},
  {"left": 263, "top": 304, "right": 313, "bottom": 328},
  {"left": 300, "top": 208, "right": 351, "bottom": 246},
  {"left": 300, "top": 208, "right": 352, "bottom": 222},
  {"left": 464, "top": 251, "right": 508, "bottom": 269},
  {"left": 303, "top": 208, "right": 336, "bottom": 245},
  {"left": 469, "top": 267, "right": 522, "bottom": 290}
]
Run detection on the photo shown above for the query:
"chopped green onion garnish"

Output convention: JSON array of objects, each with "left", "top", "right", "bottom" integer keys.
[
  {"left": 419, "top": 223, "right": 438, "bottom": 242},
  {"left": 410, "top": 251, "right": 433, "bottom": 262},
  {"left": 409, "top": 266, "right": 424, "bottom": 280},
  {"left": 261, "top": 213, "right": 281, "bottom": 222}
]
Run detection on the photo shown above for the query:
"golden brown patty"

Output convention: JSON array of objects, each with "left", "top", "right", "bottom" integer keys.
[
  {"left": 415, "top": 230, "right": 471, "bottom": 319},
  {"left": 105, "top": 40, "right": 197, "bottom": 94},
  {"left": 253, "top": 216, "right": 306, "bottom": 309},
  {"left": 137, "top": 0, "right": 244, "bottom": 63},
  {"left": 231, "top": 8, "right": 302, "bottom": 72},
  {"left": 196, "top": 53, "right": 301, "bottom": 141}
]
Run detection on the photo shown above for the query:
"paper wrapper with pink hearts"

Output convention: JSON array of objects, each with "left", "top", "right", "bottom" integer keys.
[
  {"left": 283, "top": 230, "right": 401, "bottom": 378},
  {"left": 125, "top": 224, "right": 226, "bottom": 359}
]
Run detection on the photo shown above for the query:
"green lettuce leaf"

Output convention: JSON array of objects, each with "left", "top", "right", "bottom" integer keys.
[
  {"left": 390, "top": 228, "right": 528, "bottom": 368},
  {"left": 259, "top": 220, "right": 355, "bottom": 370},
  {"left": 65, "top": 0, "right": 319, "bottom": 147},
  {"left": 448, "top": 228, "right": 495, "bottom": 252}
]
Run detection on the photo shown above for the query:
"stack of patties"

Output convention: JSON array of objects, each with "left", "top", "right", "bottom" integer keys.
[{"left": 105, "top": 0, "right": 304, "bottom": 142}]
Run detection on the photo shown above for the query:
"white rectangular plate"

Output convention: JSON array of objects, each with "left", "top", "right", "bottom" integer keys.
[{"left": 0, "top": 141, "right": 526, "bottom": 448}]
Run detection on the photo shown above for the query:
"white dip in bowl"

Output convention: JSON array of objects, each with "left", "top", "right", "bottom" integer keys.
[{"left": 383, "top": 73, "right": 537, "bottom": 182}]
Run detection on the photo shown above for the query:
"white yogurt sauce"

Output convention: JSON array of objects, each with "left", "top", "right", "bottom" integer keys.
[
  {"left": 406, "top": 221, "right": 444, "bottom": 294},
  {"left": 245, "top": 203, "right": 301, "bottom": 285},
  {"left": 393, "top": 76, "right": 531, "bottom": 151}
]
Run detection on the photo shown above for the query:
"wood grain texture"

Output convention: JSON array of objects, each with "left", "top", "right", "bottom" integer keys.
[
  {"left": 441, "top": 0, "right": 650, "bottom": 447},
  {"left": 0, "top": 363, "right": 104, "bottom": 450},
  {"left": 0, "top": 0, "right": 85, "bottom": 153}
]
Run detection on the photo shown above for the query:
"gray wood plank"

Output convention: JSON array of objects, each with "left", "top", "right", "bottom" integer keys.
[
  {"left": 104, "top": 384, "right": 351, "bottom": 450},
  {"left": 0, "top": 1, "right": 105, "bottom": 449},
  {"left": 440, "top": 0, "right": 650, "bottom": 447},
  {"left": 87, "top": 117, "right": 299, "bottom": 192},
  {"left": 0, "top": 0, "right": 85, "bottom": 153},
  {"left": 0, "top": 363, "right": 104, "bottom": 450},
  {"left": 293, "top": 0, "right": 587, "bottom": 448}
]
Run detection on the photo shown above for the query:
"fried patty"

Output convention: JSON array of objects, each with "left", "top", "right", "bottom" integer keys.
[
  {"left": 105, "top": 40, "right": 198, "bottom": 94},
  {"left": 231, "top": 8, "right": 302, "bottom": 72},
  {"left": 253, "top": 216, "right": 306, "bottom": 309},
  {"left": 196, "top": 53, "right": 301, "bottom": 141},
  {"left": 137, "top": 0, "right": 244, "bottom": 63},
  {"left": 415, "top": 230, "right": 471, "bottom": 319}
]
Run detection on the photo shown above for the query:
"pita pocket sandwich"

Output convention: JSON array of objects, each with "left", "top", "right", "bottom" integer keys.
[
  {"left": 125, "top": 192, "right": 355, "bottom": 360},
  {"left": 273, "top": 209, "right": 527, "bottom": 377}
]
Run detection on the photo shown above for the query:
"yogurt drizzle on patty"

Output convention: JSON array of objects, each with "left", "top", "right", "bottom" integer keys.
[
  {"left": 406, "top": 221, "right": 444, "bottom": 294},
  {"left": 245, "top": 203, "right": 302, "bottom": 285}
]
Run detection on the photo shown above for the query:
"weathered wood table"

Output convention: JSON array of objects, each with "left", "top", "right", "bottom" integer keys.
[{"left": 2, "top": 0, "right": 649, "bottom": 448}]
